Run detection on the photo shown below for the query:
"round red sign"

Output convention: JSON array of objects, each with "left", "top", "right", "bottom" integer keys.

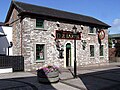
[{"left": 98, "top": 30, "right": 105, "bottom": 40}]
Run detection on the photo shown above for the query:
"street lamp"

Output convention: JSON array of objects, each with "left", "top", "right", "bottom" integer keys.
[{"left": 72, "top": 25, "right": 77, "bottom": 78}]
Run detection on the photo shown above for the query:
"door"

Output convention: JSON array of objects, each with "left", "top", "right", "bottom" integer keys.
[{"left": 66, "top": 43, "right": 71, "bottom": 67}]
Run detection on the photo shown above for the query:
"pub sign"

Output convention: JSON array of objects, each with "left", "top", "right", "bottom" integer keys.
[{"left": 56, "top": 30, "right": 81, "bottom": 40}]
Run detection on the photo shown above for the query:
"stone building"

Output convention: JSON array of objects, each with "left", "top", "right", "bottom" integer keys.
[{"left": 5, "top": 1, "right": 110, "bottom": 71}]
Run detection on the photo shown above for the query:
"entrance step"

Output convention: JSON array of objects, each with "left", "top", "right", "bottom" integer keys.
[{"left": 59, "top": 68, "right": 74, "bottom": 80}]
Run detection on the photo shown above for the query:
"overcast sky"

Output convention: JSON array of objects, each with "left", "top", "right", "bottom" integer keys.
[{"left": 0, "top": 0, "right": 120, "bottom": 34}]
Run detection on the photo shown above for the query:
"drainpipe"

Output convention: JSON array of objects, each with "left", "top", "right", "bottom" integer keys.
[{"left": 20, "top": 17, "right": 23, "bottom": 55}]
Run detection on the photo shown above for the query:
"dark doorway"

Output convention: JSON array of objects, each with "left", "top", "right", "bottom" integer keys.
[{"left": 66, "top": 43, "right": 71, "bottom": 67}]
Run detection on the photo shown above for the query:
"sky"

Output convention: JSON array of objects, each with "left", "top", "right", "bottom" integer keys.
[{"left": 0, "top": 0, "right": 120, "bottom": 34}]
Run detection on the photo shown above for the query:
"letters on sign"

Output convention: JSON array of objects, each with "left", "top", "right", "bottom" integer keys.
[
  {"left": 98, "top": 30, "right": 105, "bottom": 40},
  {"left": 56, "top": 30, "right": 81, "bottom": 40}
]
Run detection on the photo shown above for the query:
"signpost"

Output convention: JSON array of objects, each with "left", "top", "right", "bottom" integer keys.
[{"left": 56, "top": 29, "right": 81, "bottom": 78}]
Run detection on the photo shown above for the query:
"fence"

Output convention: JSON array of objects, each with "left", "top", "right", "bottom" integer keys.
[{"left": 0, "top": 56, "right": 24, "bottom": 72}]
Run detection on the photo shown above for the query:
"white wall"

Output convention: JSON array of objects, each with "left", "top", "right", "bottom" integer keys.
[{"left": 0, "top": 26, "right": 13, "bottom": 55}]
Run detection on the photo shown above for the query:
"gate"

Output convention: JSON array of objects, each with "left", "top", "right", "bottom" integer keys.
[{"left": 0, "top": 56, "right": 24, "bottom": 72}]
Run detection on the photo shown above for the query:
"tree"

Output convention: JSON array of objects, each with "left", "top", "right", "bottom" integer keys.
[{"left": 108, "top": 38, "right": 112, "bottom": 48}]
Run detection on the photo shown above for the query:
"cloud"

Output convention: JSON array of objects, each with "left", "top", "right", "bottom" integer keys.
[
  {"left": 109, "top": 18, "right": 120, "bottom": 34},
  {"left": 113, "top": 19, "right": 120, "bottom": 27}
]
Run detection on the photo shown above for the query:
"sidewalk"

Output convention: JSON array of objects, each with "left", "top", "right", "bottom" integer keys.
[
  {"left": 0, "top": 62, "right": 120, "bottom": 90},
  {"left": 59, "top": 62, "right": 120, "bottom": 90}
]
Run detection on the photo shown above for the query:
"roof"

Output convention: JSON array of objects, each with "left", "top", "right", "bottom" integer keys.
[
  {"left": 109, "top": 34, "right": 120, "bottom": 39},
  {"left": 0, "top": 27, "right": 6, "bottom": 37},
  {"left": 0, "top": 22, "right": 5, "bottom": 26},
  {"left": 5, "top": 1, "right": 110, "bottom": 28}
]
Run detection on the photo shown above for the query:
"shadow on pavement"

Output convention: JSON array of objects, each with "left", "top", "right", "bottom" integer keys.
[
  {"left": 0, "top": 76, "right": 57, "bottom": 90},
  {"left": 78, "top": 68, "right": 120, "bottom": 90}
]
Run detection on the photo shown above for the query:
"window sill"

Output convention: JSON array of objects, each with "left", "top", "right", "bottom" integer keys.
[
  {"left": 35, "top": 60, "right": 45, "bottom": 63},
  {"left": 88, "top": 33, "right": 96, "bottom": 35},
  {"left": 90, "top": 57, "right": 95, "bottom": 59},
  {"left": 100, "top": 56, "right": 104, "bottom": 58},
  {"left": 34, "top": 28, "right": 47, "bottom": 31}
]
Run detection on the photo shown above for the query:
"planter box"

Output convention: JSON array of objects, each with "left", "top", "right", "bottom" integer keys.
[{"left": 37, "top": 70, "right": 59, "bottom": 83}]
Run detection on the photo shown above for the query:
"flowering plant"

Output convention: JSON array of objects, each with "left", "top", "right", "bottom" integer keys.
[{"left": 37, "top": 65, "right": 59, "bottom": 75}]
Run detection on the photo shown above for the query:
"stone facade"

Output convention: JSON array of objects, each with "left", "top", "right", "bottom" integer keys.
[
  {"left": 6, "top": 4, "right": 109, "bottom": 71},
  {"left": 9, "top": 8, "right": 22, "bottom": 56},
  {"left": 9, "top": 14, "right": 109, "bottom": 71}
]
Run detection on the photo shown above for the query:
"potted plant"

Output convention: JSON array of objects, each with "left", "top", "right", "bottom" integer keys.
[{"left": 37, "top": 65, "right": 59, "bottom": 83}]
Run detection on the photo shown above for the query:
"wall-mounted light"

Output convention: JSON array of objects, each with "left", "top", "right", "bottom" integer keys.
[
  {"left": 56, "top": 21, "right": 60, "bottom": 27},
  {"left": 81, "top": 40, "right": 87, "bottom": 50},
  {"left": 80, "top": 25, "right": 84, "bottom": 30},
  {"left": 55, "top": 39, "right": 64, "bottom": 58}
]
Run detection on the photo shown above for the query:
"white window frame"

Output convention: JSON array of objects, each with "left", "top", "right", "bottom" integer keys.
[
  {"left": 35, "top": 18, "right": 45, "bottom": 30},
  {"left": 88, "top": 26, "right": 96, "bottom": 35},
  {"left": 99, "top": 44, "right": 104, "bottom": 57},
  {"left": 89, "top": 44, "right": 95, "bottom": 58},
  {"left": 35, "top": 43, "right": 46, "bottom": 62}
]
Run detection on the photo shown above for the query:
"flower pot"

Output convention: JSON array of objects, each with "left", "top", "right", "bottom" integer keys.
[{"left": 37, "top": 70, "right": 59, "bottom": 83}]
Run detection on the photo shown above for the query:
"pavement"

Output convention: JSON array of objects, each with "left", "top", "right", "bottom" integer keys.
[{"left": 0, "top": 62, "right": 120, "bottom": 90}]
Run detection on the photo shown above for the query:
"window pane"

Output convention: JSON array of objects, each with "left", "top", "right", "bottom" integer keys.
[
  {"left": 36, "top": 19, "right": 44, "bottom": 28},
  {"left": 90, "top": 45, "right": 94, "bottom": 57},
  {"left": 89, "top": 27, "right": 94, "bottom": 33},
  {"left": 36, "top": 44, "right": 44, "bottom": 60},
  {"left": 100, "top": 45, "right": 104, "bottom": 56}
]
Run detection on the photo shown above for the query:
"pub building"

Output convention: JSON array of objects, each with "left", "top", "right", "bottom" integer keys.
[{"left": 5, "top": 1, "right": 110, "bottom": 71}]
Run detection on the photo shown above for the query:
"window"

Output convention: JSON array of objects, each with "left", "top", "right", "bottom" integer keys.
[
  {"left": 100, "top": 45, "right": 104, "bottom": 56},
  {"left": 36, "top": 18, "right": 44, "bottom": 28},
  {"left": 90, "top": 45, "right": 94, "bottom": 57},
  {"left": 89, "top": 26, "right": 95, "bottom": 34},
  {"left": 36, "top": 44, "right": 45, "bottom": 60}
]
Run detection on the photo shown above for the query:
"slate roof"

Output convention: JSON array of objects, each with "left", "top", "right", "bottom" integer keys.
[
  {"left": 0, "top": 22, "right": 4, "bottom": 26},
  {"left": 5, "top": 1, "right": 110, "bottom": 28}
]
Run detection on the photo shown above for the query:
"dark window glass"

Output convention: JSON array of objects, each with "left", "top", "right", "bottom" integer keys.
[
  {"left": 100, "top": 45, "right": 104, "bottom": 56},
  {"left": 36, "top": 44, "right": 44, "bottom": 60},
  {"left": 36, "top": 19, "right": 44, "bottom": 28},
  {"left": 89, "top": 26, "right": 94, "bottom": 33},
  {"left": 90, "top": 45, "right": 94, "bottom": 57}
]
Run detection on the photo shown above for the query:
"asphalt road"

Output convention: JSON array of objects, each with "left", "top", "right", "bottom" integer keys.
[{"left": 0, "top": 64, "right": 120, "bottom": 90}]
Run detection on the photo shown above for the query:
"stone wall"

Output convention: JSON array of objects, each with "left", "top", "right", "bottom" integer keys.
[
  {"left": 9, "top": 8, "right": 22, "bottom": 56},
  {"left": 19, "top": 17, "right": 109, "bottom": 71},
  {"left": 9, "top": 8, "right": 109, "bottom": 71}
]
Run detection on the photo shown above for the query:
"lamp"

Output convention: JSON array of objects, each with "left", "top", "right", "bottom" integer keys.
[
  {"left": 81, "top": 25, "right": 84, "bottom": 30},
  {"left": 56, "top": 21, "right": 60, "bottom": 27},
  {"left": 82, "top": 40, "right": 87, "bottom": 50},
  {"left": 72, "top": 25, "right": 77, "bottom": 78},
  {"left": 73, "top": 25, "right": 77, "bottom": 33},
  {"left": 55, "top": 22, "right": 64, "bottom": 58}
]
